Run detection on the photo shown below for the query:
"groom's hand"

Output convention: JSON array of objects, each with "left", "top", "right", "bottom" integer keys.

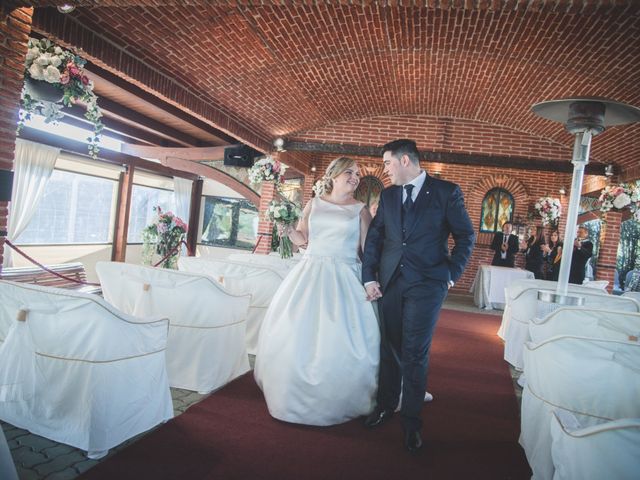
[{"left": 365, "top": 282, "right": 382, "bottom": 301}]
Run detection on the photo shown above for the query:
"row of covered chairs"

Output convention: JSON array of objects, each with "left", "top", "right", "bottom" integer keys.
[
  {"left": 0, "top": 259, "right": 257, "bottom": 458},
  {"left": 521, "top": 323, "right": 640, "bottom": 479}
]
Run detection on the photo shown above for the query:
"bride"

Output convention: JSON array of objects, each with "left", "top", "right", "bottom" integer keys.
[{"left": 254, "top": 157, "right": 380, "bottom": 426}]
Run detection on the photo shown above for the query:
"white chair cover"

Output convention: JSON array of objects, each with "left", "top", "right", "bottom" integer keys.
[
  {"left": 96, "top": 262, "right": 251, "bottom": 393},
  {"left": 178, "top": 257, "right": 286, "bottom": 354},
  {"left": 622, "top": 291, "right": 640, "bottom": 303},
  {"left": 529, "top": 307, "right": 640, "bottom": 345},
  {"left": 0, "top": 280, "right": 173, "bottom": 458},
  {"left": 227, "top": 252, "right": 300, "bottom": 273},
  {"left": 550, "top": 410, "right": 640, "bottom": 480},
  {"left": 581, "top": 279, "right": 609, "bottom": 290},
  {"left": 520, "top": 336, "right": 640, "bottom": 480},
  {"left": 500, "top": 279, "right": 639, "bottom": 370}
]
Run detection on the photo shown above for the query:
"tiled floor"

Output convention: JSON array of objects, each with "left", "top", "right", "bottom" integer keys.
[{"left": 2, "top": 293, "right": 520, "bottom": 480}]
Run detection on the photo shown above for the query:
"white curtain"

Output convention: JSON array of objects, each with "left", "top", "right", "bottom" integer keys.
[
  {"left": 173, "top": 176, "right": 193, "bottom": 255},
  {"left": 4, "top": 140, "right": 59, "bottom": 267}
]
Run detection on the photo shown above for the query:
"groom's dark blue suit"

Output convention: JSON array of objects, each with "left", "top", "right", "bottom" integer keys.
[{"left": 363, "top": 173, "right": 475, "bottom": 432}]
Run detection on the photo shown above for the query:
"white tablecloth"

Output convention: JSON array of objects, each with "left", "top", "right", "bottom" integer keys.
[{"left": 470, "top": 265, "right": 535, "bottom": 310}]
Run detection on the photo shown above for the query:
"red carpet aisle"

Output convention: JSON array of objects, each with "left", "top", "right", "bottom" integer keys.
[{"left": 81, "top": 309, "right": 531, "bottom": 480}]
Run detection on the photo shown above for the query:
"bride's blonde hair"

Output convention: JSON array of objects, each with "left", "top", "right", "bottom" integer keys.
[{"left": 321, "top": 156, "right": 356, "bottom": 195}]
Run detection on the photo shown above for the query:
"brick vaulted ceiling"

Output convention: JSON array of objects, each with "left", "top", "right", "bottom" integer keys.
[{"left": 14, "top": 1, "right": 640, "bottom": 176}]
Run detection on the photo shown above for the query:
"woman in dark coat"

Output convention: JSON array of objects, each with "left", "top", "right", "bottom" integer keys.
[
  {"left": 523, "top": 226, "right": 545, "bottom": 279},
  {"left": 542, "top": 229, "right": 563, "bottom": 281}
]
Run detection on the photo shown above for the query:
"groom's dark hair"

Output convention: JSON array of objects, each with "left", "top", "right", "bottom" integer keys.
[{"left": 382, "top": 139, "right": 421, "bottom": 165}]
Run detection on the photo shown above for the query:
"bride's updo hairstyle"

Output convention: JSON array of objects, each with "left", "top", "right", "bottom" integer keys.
[{"left": 322, "top": 156, "right": 356, "bottom": 195}]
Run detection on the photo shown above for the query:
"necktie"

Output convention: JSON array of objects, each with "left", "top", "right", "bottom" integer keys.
[{"left": 403, "top": 184, "right": 414, "bottom": 213}]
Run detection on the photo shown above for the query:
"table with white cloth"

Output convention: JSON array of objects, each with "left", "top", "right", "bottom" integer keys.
[{"left": 470, "top": 265, "right": 535, "bottom": 310}]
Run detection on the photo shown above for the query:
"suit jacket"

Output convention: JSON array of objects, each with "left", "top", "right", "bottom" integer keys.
[
  {"left": 362, "top": 174, "right": 475, "bottom": 290},
  {"left": 490, "top": 232, "right": 519, "bottom": 267},
  {"left": 569, "top": 239, "right": 593, "bottom": 284}
]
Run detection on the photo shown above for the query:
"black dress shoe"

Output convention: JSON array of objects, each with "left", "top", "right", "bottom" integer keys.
[
  {"left": 363, "top": 408, "right": 394, "bottom": 428},
  {"left": 404, "top": 430, "right": 423, "bottom": 453}
]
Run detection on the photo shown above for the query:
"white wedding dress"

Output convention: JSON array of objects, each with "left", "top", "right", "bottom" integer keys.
[{"left": 254, "top": 197, "right": 380, "bottom": 426}]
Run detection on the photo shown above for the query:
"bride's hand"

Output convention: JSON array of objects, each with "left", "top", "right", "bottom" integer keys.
[
  {"left": 277, "top": 224, "right": 292, "bottom": 237},
  {"left": 365, "top": 282, "right": 382, "bottom": 302}
]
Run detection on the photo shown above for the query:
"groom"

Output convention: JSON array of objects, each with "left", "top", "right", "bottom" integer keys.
[{"left": 362, "top": 139, "right": 475, "bottom": 453}]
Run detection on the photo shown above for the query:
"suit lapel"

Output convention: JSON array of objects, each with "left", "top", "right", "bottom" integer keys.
[
  {"left": 390, "top": 186, "right": 403, "bottom": 234},
  {"left": 405, "top": 174, "right": 434, "bottom": 238}
]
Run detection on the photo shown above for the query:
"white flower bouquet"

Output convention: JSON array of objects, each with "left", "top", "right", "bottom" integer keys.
[
  {"left": 598, "top": 183, "right": 640, "bottom": 221},
  {"left": 248, "top": 156, "right": 287, "bottom": 186},
  {"left": 22, "top": 37, "right": 104, "bottom": 159},
  {"left": 535, "top": 197, "right": 562, "bottom": 227},
  {"left": 266, "top": 199, "right": 302, "bottom": 259}
]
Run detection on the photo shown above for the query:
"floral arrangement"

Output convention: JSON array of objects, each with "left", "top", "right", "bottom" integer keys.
[
  {"left": 21, "top": 37, "right": 104, "bottom": 159},
  {"left": 534, "top": 197, "right": 562, "bottom": 226},
  {"left": 141, "top": 206, "right": 188, "bottom": 269},
  {"left": 598, "top": 183, "right": 640, "bottom": 221},
  {"left": 265, "top": 199, "right": 302, "bottom": 259},
  {"left": 312, "top": 178, "right": 327, "bottom": 197},
  {"left": 248, "top": 156, "right": 286, "bottom": 186}
]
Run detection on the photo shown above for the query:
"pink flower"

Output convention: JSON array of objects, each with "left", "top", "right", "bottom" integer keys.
[
  {"left": 272, "top": 161, "right": 281, "bottom": 173},
  {"left": 68, "top": 66, "right": 80, "bottom": 77},
  {"left": 60, "top": 73, "right": 70, "bottom": 85},
  {"left": 81, "top": 75, "right": 89, "bottom": 85}
]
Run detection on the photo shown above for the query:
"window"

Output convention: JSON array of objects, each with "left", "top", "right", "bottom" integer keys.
[
  {"left": 201, "top": 196, "right": 258, "bottom": 249},
  {"left": 480, "top": 188, "right": 514, "bottom": 233},
  {"left": 19, "top": 169, "right": 116, "bottom": 244},
  {"left": 127, "top": 184, "right": 174, "bottom": 243}
]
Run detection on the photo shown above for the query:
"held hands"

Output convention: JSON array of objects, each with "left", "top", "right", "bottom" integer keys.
[
  {"left": 501, "top": 243, "right": 508, "bottom": 253},
  {"left": 365, "top": 282, "right": 382, "bottom": 302}
]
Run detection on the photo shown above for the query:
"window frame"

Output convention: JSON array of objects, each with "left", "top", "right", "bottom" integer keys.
[
  {"left": 479, "top": 187, "right": 515, "bottom": 233},
  {"left": 199, "top": 195, "right": 258, "bottom": 250}
]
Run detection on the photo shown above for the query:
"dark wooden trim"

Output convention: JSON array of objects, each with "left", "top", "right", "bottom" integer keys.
[
  {"left": 18, "top": 127, "right": 199, "bottom": 180},
  {"left": 285, "top": 141, "right": 608, "bottom": 175},
  {"left": 83, "top": 63, "right": 237, "bottom": 145},
  {"left": 187, "top": 178, "right": 203, "bottom": 256},
  {"left": 61, "top": 104, "right": 194, "bottom": 148},
  {"left": 112, "top": 165, "right": 134, "bottom": 262}
]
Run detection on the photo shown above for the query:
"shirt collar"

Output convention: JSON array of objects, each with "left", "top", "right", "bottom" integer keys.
[{"left": 403, "top": 170, "right": 426, "bottom": 192}]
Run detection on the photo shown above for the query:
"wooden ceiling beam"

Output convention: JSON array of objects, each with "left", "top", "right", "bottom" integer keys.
[
  {"left": 285, "top": 141, "right": 608, "bottom": 176},
  {"left": 18, "top": 127, "right": 198, "bottom": 180},
  {"left": 121, "top": 144, "right": 227, "bottom": 162},
  {"left": 85, "top": 63, "right": 238, "bottom": 145}
]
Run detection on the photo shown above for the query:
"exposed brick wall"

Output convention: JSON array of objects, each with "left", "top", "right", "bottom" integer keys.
[
  {"left": 255, "top": 182, "right": 276, "bottom": 255},
  {"left": 0, "top": 7, "right": 32, "bottom": 268},
  {"left": 596, "top": 210, "right": 622, "bottom": 293}
]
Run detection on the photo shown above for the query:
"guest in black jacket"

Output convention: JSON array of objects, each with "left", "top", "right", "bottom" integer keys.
[
  {"left": 542, "top": 229, "right": 563, "bottom": 281},
  {"left": 523, "top": 226, "right": 545, "bottom": 279},
  {"left": 490, "top": 221, "right": 519, "bottom": 267},
  {"left": 569, "top": 225, "right": 594, "bottom": 285}
]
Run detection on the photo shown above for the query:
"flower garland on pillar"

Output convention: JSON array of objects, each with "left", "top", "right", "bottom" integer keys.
[{"left": 598, "top": 183, "right": 640, "bottom": 221}]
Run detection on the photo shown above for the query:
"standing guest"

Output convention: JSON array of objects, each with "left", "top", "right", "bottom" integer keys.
[
  {"left": 490, "top": 221, "right": 519, "bottom": 267},
  {"left": 523, "top": 226, "right": 545, "bottom": 279},
  {"left": 542, "top": 229, "right": 563, "bottom": 281},
  {"left": 362, "top": 139, "right": 475, "bottom": 453},
  {"left": 569, "top": 225, "right": 594, "bottom": 285}
]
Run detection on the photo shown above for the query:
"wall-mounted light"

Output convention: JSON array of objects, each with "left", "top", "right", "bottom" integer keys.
[
  {"left": 604, "top": 164, "right": 614, "bottom": 177},
  {"left": 310, "top": 164, "right": 317, "bottom": 173},
  {"left": 57, "top": 3, "right": 76, "bottom": 14},
  {"left": 559, "top": 186, "right": 567, "bottom": 195},
  {"left": 273, "top": 137, "right": 286, "bottom": 152}
]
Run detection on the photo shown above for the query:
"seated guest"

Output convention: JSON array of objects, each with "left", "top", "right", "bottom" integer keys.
[
  {"left": 490, "top": 221, "right": 519, "bottom": 267},
  {"left": 624, "top": 267, "right": 640, "bottom": 292},
  {"left": 522, "top": 226, "right": 545, "bottom": 279},
  {"left": 542, "top": 229, "right": 563, "bottom": 281},
  {"left": 569, "top": 225, "right": 594, "bottom": 285}
]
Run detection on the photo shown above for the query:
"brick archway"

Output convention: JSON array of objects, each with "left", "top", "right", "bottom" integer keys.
[{"left": 467, "top": 175, "right": 529, "bottom": 244}]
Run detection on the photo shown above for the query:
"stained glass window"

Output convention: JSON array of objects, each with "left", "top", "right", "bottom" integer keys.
[{"left": 480, "top": 188, "right": 514, "bottom": 233}]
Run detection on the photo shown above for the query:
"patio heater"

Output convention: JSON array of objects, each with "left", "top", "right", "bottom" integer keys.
[{"left": 531, "top": 97, "right": 640, "bottom": 314}]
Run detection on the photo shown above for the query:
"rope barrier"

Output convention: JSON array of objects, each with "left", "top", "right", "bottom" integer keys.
[{"left": 2, "top": 239, "right": 101, "bottom": 286}]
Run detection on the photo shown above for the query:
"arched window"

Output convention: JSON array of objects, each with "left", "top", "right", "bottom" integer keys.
[
  {"left": 354, "top": 175, "right": 384, "bottom": 207},
  {"left": 480, "top": 188, "right": 514, "bottom": 233}
]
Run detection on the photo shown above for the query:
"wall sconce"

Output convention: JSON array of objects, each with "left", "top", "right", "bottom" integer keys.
[
  {"left": 273, "top": 137, "right": 286, "bottom": 152},
  {"left": 558, "top": 186, "right": 567, "bottom": 195},
  {"left": 604, "top": 164, "right": 614, "bottom": 177},
  {"left": 310, "top": 164, "right": 317, "bottom": 173},
  {"left": 57, "top": 3, "right": 76, "bottom": 13}
]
